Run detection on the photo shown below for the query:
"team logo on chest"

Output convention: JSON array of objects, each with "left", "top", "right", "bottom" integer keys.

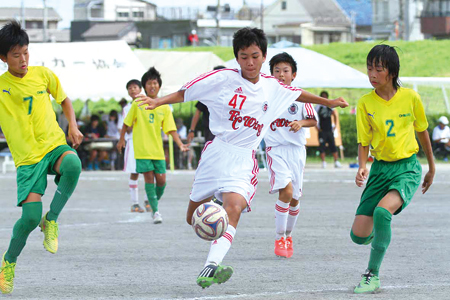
[
  {"left": 288, "top": 103, "right": 298, "bottom": 115},
  {"left": 262, "top": 101, "right": 268, "bottom": 113}
]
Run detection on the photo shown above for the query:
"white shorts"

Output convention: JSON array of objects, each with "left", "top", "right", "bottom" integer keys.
[
  {"left": 123, "top": 138, "right": 137, "bottom": 174},
  {"left": 266, "top": 145, "right": 306, "bottom": 200},
  {"left": 190, "top": 138, "right": 259, "bottom": 212}
]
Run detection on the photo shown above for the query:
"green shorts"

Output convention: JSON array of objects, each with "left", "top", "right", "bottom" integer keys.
[
  {"left": 136, "top": 159, "right": 166, "bottom": 174},
  {"left": 356, "top": 154, "right": 421, "bottom": 216},
  {"left": 16, "top": 145, "right": 76, "bottom": 206}
]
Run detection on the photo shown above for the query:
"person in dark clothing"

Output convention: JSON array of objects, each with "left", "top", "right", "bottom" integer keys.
[{"left": 315, "top": 91, "right": 342, "bottom": 168}]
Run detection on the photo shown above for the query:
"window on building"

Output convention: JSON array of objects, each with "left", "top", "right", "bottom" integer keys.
[
  {"left": 117, "top": 12, "right": 129, "bottom": 18},
  {"left": 281, "top": 1, "right": 287, "bottom": 10},
  {"left": 133, "top": 11, "right": 144, "bottom": 18}
]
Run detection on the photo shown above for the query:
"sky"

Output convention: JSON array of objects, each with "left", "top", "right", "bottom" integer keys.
[{"left": 0, "top": 0, "right": 276, "bottom": 29}]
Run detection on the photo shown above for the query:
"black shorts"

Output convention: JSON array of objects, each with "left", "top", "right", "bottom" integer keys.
[{"left": 318, "top": 131, "right": 337, "bottom": 153}]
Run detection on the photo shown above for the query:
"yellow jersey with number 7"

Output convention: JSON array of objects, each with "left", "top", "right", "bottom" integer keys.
[
  {"left": 0, "top": 66, "right": 67, "bottom": 167},
  {"left": 356, "top": 87, "right": 428, "bottom": 162}
]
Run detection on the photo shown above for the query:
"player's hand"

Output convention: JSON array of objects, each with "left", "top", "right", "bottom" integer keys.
[
  {"left": 135, "top": 95, "right": 157, "bottom": 110},
  {"left": 421, "top": 170, "right": 434, "bottom": 194},
  {"left": 68, "top": 125, "right": 84, "bottom": 149},
  {"left": 187, "top": 131, "right": 195, "bottom": 143},
  {"left": 355, "top": 167, "right": 369, "bottom": 187},
  {"left": 329, "top": 97, "right": 349, "bottom": 108},
  {"left": 179, "top": 143, "right": 190, "bottom": 152},
  {"left": 116, "top": 138, "right": 126, "bottom": 154},
  {"left": 288, "top": 121, "right": 303, "bottom": 133}
]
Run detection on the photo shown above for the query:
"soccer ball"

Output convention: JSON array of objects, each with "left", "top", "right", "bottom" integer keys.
[{"left": 192, "top": 202, "right": 229, "bottom": 241}]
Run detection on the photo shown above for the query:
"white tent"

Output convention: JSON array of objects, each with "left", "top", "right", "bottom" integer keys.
[
  {"left": 134, "top": 50, "right": 224, "bottom": 96},
  {"left": 225, "top": 47, "right": 372, "bottom": 89},
  {"left": 0, "top": 40, "right": 146, "bottom": 101}
]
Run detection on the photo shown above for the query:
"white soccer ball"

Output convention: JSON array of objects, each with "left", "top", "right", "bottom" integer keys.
[{"left": 192, "top": 202, "right": 229, "bottom": 241}]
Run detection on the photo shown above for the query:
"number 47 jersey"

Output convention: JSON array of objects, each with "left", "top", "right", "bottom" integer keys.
[
  {"left": 181, "top": 68, "right": 303, "bottom": 150},
  {"left": 0, "top": 66, "right": 68, "bottom": 167}
]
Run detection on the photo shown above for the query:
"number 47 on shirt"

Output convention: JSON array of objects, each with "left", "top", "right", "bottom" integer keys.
[{"left": 228, "top": 94, "right": 247, "bottom": 110}]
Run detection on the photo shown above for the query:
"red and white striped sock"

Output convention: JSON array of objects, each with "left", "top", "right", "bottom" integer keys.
[
  {"left": 275, "top": 200, "right": 290, "bottom": 240},
  {"left": 129, "top": 179, "right": 139, "bottom": 205},
  {"left": 286, "top": 203, "right": 300, "bottom": 237},
  {"left": 205, "top": 225, "right": 236, "bottom": 267}
]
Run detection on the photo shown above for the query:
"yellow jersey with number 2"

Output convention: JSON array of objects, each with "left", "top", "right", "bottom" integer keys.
[
  {"left": 356, "top": 87, "right": 428, "bottom": 162},
  {"left": 124, "top": 101, "right": 176, "bottom": 160},
  {"left": 0, "top": 66, "right": 68, "bottom": 167}
]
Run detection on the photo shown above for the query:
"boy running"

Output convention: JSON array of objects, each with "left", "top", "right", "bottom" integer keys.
[
  {"left": 120, "top": 79, "right": 149, "bottom": 213},
  {"left": 137, "top": 28, "right": 348, "bottom": 288},
  {"left": 117, "top": 67, "right": 189, "bottom": 224},
  {"left": 0, "top": 21, "right": 83, "bottom": 294},
  {"left": 351, "top": 45, "right": 435, "bottom": 293},
  {"left": 265, "top": 52, "right": 317, "bottom": 258}
]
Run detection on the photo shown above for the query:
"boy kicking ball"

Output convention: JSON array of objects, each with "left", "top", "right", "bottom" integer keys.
[
  {"left": 265, "top": 52, "right": 318, "bottom": 258},
  {"left": 0, "top": 21, "right": 83, "bottom": 294},
  {"left": 136, "top": 27, "right": 348, "bottom": 288}
]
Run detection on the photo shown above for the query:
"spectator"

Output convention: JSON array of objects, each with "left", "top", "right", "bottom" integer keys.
[
  {"left": 83, "top": 115, "right": 107, "bottom": 170},
  {"left": 315, "top": 91, "right": 342, "bottom": 168},
  {"left": 106, "top": 110, "right": 120, "bottom": 139},
  {"left": 176, "top": 118, "right": 194, "bottom": 169},
  {"left": 432, "top": 116, "right": 450, "bottom": 161}
]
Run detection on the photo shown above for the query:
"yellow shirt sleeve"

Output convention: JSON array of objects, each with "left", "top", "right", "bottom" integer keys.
[
  {"left": 45, "top": 67, "right": 67, "bottom": 104},
  {"left": 124, "top": 102, "right": 137, "bottom": 127},
  {"left": 413, "top": 94, "right": 428, "bottom": 132},
  {"left": 356, "top": 99, "right": 372, "bottom": 146},
  {"left": 162, "top": 106, "right": 177, "bottom": 134}
]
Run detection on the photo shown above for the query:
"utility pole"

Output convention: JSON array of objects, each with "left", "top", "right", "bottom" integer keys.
[
  {"left": 216, "top": 0, "right": 221, "bottom": 46},
  {"left": 404, "top": 0, "right": 410, "bottom": 40},
  {"left": 260, "top": 0, "right": 264, "bottom": 30},
  {"left": 350, "top": 10, "right": 356, "bottom": 42},
  {"left": 21, "top": 0, "right": 25, "bottom": 28},
  {"left": 43, "top": 0, "right": 48, "bottom": 42}
]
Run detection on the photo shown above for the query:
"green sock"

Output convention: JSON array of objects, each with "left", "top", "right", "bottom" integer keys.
[
  {"left": 156, "top": 183, "right": 166, "bottom": 200},
  {"left": 368, "top": 207, "right": 392, "bottom": 276},
  {"left": 47, "top": 154, "right": 82, "bottom": 222},
  {"left": 5, "top": 202, "right": 43, "bottom": 263},
  {"left": 145, "top": 183, "right": 158, "bottom": 212}
]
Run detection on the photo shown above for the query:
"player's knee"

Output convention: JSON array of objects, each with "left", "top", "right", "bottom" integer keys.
[
  {"left": 61, "top": 154, "right": 82, "bottom": 177},
  {"left": 350, "top": 230, "right": 371, "bottom": 245},
  {"left": 186, "top": 213, "right": 193, "bottom": 225}
]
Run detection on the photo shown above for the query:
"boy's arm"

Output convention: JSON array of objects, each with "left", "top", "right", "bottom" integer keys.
[
  {"left": 167, "top": 131, "right": 190, "bottom": 152},
  {"left": 417, "top": 130, "right": 435, "bottom": 194},
  {"left": 288, "top": 118, "right": 317, "bottom": 133},
  {"left": 188, "top": 109, "right": 201, "bottom": 142},
  {"left": 136, "top": 90, "right": 186, "bottom": 110},
  {"left": 296, "top": 90, "right": 348, "bottom": 108},
  {"left": 61, "top": 97, "right": 83, "bottom": 149},
  {"left": 116, "top": 124, "right": 129, "bottom": 154}
]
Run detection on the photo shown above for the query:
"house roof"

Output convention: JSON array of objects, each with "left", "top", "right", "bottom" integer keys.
[
  {"left": 299, "top": 0, "right": 351, "bottom": 27},
  {"left": 82, "top": 22, "right": 135, "bottom": 38},
  {"left": 0, "top": 7, "right": 62, "bottom": 21},
  {"left": 335, "top": 0, "right": 372, "bottom": 26}
]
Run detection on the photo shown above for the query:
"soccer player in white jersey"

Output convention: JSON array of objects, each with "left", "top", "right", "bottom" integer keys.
[
  {"left": 136, "top": 27, "right": 348, "bottom": 288},
  {"left": 119, "top": 80, "right": 149, "bottom": 213},
  {"left": 265, "top": 52, "right": 317, "bottom": 258}
]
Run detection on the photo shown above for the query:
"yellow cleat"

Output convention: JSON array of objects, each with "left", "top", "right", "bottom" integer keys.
[
  {"left": 39, "top": 213, "right": 59, "bottom": 254},
  {"left": 0, "top": 253, "right": 16, "bottom": 294}
]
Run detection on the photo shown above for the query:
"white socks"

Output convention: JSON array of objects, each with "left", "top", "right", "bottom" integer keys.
[
  {"left": 129, "top": 179, "right": 139, "bottom": 205},
  {"left": 286, "top": 203, "right": 300, "bottom": 237},
  {"left": 275, "top": 200, "right": 289, "bottom": 240},
  {"left": 205, "top": 225, "right": 236, "bottom": 267}
]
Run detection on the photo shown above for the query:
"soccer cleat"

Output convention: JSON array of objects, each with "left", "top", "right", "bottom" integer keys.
[
  {"left": 274, "top": 237, "right": 288, "bottom": 258},
  {"left": 39, "top": 213, "right": 59, "bottom": 254},
  {"left": 0, "top": 253, "right": 16, "bottom": 294},
  {"left": 131, "top": 204, "right": 144, "bottom": 213},
  {"left": 196, "top": 264, "right": 234, "bottom": 289},
  {"left": 335, "top": 161, "right": 342, "bottom": 168},
  {"left": 354, "top": 270, "right": 380, "bottom": 294},
  {"left": 285, "top": 236, "right": 294, "bottom": 258},
  {"left": 144, "top": 200, "right": 152, "bottom": 213},
  {"left": 153, "top": 211, "right": 162, "bottom": 224}
]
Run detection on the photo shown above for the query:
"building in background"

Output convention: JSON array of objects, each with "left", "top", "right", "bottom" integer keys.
[
  {"left": 0, "top": 7, "right": 69, "bottom": 42},
  {"left": 421, "top": 0, "right": 450, "bottom": 39},
  {"left": 252, "top": 0, "right": 352, "bottom": 45},
  {"left": 372, "top": 0, "right": 424, "bottom": 41},
  {"left": 335, "top": 0, "right": 372, "bottom": 41}
]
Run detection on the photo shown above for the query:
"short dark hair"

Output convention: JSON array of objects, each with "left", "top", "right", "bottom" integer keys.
[
  {"left": 126, "top": 79, "right": 142, "bottom": 89},
  {"left": 367, "top": 44, "right": 401, "bottom": 89},
  {"left": 0, "top": 20, "right": 29, "bottom": 57},
  {"left": 141, "top": 67, "right": 162, "bottom": 90},
  {"left": 90, "top": 115, "right": 100, "bottom": 123},
  {"left": 320, "top": 91, "right": 329, "bottom": 98},
  {"left": 213, "top": 65, "right": 226, "bottom": 70},
  {"left": 233, "top": 27, "right": 267, "bottom": 59},
  {"left": 269, "top": 52, "right": 297, "bottom": 75}
]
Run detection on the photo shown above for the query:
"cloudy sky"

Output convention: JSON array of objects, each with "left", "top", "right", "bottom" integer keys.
[{"left": 0, "top": 0, "right": 276, "bottom": 29}]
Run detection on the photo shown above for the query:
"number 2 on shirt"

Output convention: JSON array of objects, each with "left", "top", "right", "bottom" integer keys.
[
  {"left": 386, "top": 119, "right": 395, "bottom": 137},
  {"left": 228, "top": 94, "right": 247, "bottom": 110},
  {"left": 23, "top": 96, "right": 33, "bottom": 115}
]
